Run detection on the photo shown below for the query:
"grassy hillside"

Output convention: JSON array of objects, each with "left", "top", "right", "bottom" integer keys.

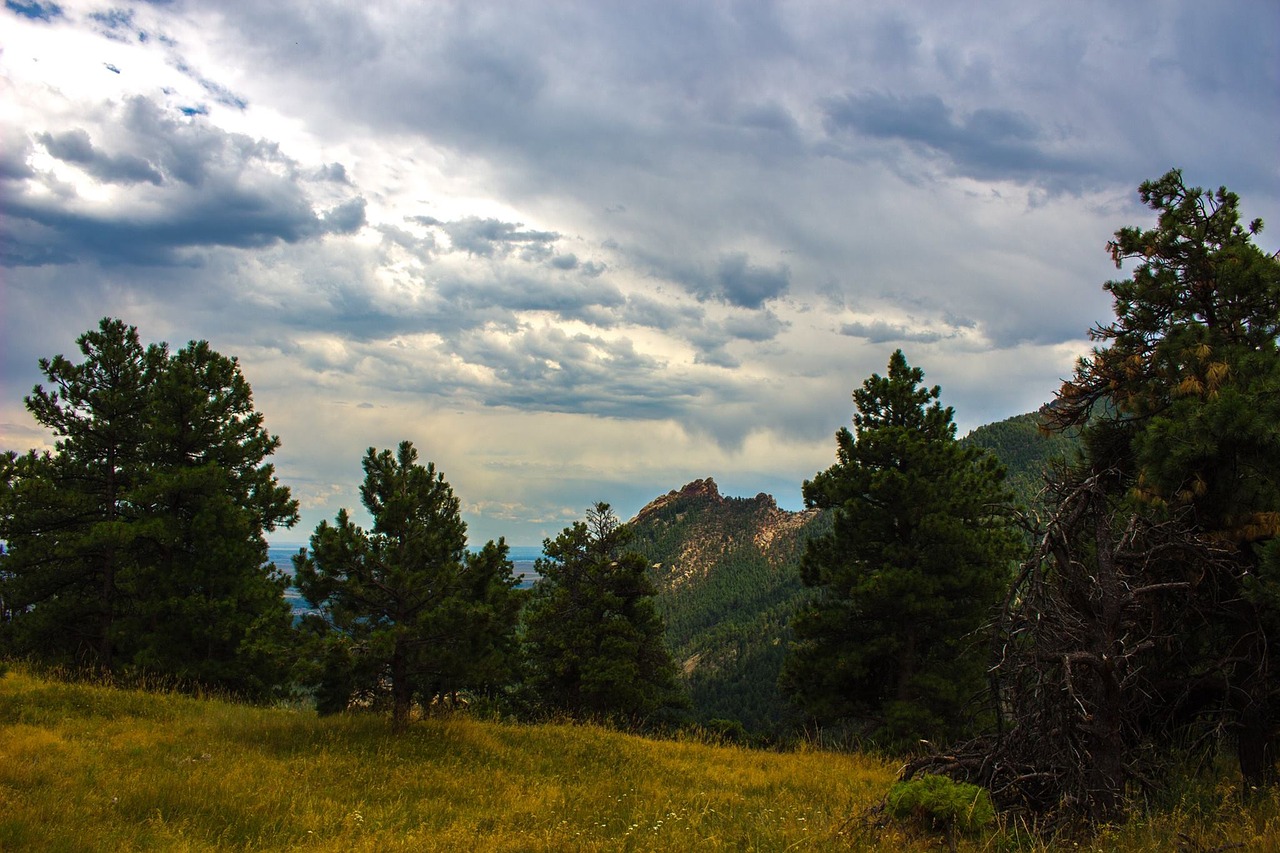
[
  {"left": 2, "top": 669, "right": 1276, "bottom": 851},
  {"left": 0, "top": 668, "right": 920, "bottom": 851}
]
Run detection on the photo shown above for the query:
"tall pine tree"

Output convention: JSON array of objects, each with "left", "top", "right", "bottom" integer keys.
[
  {"left": 294, "top": 442, "right": 520, "bottom": 727},
  {"left": 781, "top": 350, "right": 1020, "bottom": 747},
  {"left": 0, "top": 319, "right": 298, "bottom": 696},
  {"left": 3, "top": 319, "right": 148, "bottom": 670},
  {"left": 1042, "top": 169, "right": 1280, "bottom": 792}
]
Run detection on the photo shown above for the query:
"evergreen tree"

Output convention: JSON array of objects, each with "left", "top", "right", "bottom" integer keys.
[
  {"left": 522, "top": 503, "right": 686, "bottom": 723},
  {"left": 780, "top": 350, "right": 1021, "bottom": 747},
  {"left": 2, "top": 319, "right": 148, "bottom": 670},
  {"left": 914, "top": 172, "right": 1280, "bottom": 822},
  {"left": 125, "top": 340, "right": 298, "bottom": 695},
  {"left": 1043, "top": 169, "right": 1280, "bottom": 791},
  {"left": 294, "top": 442, "right": 519, "bottom": 727},
  {"left": 0, "top": 319, "right": 298, "bottom": 696}
]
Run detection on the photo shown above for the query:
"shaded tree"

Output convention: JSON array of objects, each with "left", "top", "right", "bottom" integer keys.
[
  {"left": 1054, "top": 170, "right": 1280, "bottom": 792},
  {"left": 522, "top": 503, "right": 686, "bottom": 723},
  {"left": 2, "top": 319, "right": 148, "bottom": 670},
  {"left": 0, "top": 319, "right": 297, "bottom": 696},
  {"left": 294, "top": 442, "right": 519, "bottom": 727},
  {"left": 780, "top": 350, "right": 1021, "bottom": 747},
  {"left": 913, "top": 170, "right": 1280, "bottom": 824},
  {"left": 124, "top": 340, "right": 298, "bottom": 695}
]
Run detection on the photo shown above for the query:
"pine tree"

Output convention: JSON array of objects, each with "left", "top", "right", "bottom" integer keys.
[
  {"left": 780, "top": 350, "right": 1020, "bottom": 747},
  {"left": 0, "top": 319, "right": 298, "bottom": 696},
  {"left": 294, "top": 442, "right": 519, "bottom": 726},
  {"left": 522, "top": 503, "right": 686, "bottom": 723},
  {"left": 125, "top": 340, "right": 298, "bottom": 695},
  {"left": 4, "top": 319, "right": 149, "bottom": 670},
  {"left": 915, "top": 172, "right": 1280, "bottom": 822},
  {"left": 1043, "top": 169, "right": 1280, "bottom": 791},
  {"left": 0, "top": 320, "right": 298, "bottom": 695}
]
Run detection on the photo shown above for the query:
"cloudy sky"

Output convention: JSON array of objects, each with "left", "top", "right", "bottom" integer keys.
[{"left": 3, "top": 0, "right": 1277, "bottom": 546}]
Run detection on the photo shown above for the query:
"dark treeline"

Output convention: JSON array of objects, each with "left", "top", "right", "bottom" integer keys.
[
  {"left": 1, "top": 170, "right": 1276, "bottom": 831},
  {"left": 0, "top": 323, "right": 687, "bottom": 728}
]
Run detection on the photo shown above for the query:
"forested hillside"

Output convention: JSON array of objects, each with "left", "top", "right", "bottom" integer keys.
[
  {"left": 959, "top": 409, "right": 1082, "bottom": 514},
  {"left": 628, "top": 479, "right": 823, "bottom": 735}
]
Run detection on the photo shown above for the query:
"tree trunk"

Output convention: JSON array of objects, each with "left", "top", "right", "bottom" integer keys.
[
  {"left": 391, "top": 637, "right": 411, "bottom": 730},
  {"left": 1237, "top": 704, "right": 1276, "bottom": 792},
  {"left": 98, "top": 553, "right": 115, "bottom": 673}
]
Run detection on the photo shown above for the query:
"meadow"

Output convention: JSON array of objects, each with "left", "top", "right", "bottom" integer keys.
[{"left": 0, "top": 667, "right": 1275, "bottom": 852}]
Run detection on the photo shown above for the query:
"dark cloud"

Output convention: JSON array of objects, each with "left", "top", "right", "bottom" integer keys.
[
  {"left": 440, "top": 217, "right": 560, "bottom": 258},
  {"left": 706, "top": 253, "right": 790, "bottom": 309},
  {"left": 0, "top": 135, "right": 35, "bottom": 181},
  {"left": 723, "top": 310, "right": 786, "bottom": 342},
  {"left": 693, "top": 347, "right": 740, "bottom": 369},
  {"left": 5, "top": 0, "right": 62, "bottom": 21},
  {"left": 4, "top": 188, "right": 349, "bottom": 267},
  {"left": 36, "top": 129, "right": 164, "bottom": 185},
  {"left": 379, "top": 223, "right": 437, "bottom": 260},
  {"left": 618, "top": 294, "right": 704, "bottom": 331},
  {"left": 823, "top": 91, "right": 1083, "bottom": 180},
  {"left": 840, "top": 319, "right": 947, "bottom": 344},
  {"left": 6, "top": 98, "right": 364, "bottom": 266},
  {"left": 449, "top": 326, "right": 693, "bottom": 420},
  {"left": 679, "top": 307, "right": 786, "bottom": 370},
  {"left": 436, "top": 273, "right": 625, "bottom": 325},
  {"left": 313, "top": 162, "right": 349, "bottom": 183},
  {"left": 320, "top": 198, "right": 367, "bottom": 234}
]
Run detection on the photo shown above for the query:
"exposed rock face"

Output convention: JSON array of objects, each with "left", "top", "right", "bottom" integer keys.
[
  {"left": 634, "top": 477, "right": 724, "bottom": 518},
  {"left": 632, "top": 478, "right": 817, "bottom": 594}
]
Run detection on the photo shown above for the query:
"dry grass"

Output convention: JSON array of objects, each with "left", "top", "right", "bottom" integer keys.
[{"left": 1, "top": 667, "right": 1275, "bottom": 851}]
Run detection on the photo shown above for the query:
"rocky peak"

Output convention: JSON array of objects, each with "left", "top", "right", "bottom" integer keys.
[
  {"left": 633, "top": 477, "right": 723, "bottom": 523},
  {"left": 630, "top": 477, "right": 821, "bottom": 593}
]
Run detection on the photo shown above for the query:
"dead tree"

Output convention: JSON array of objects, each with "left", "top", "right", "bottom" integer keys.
[{"left": 907, "top": 464, "right": 1268, "bottom": 826}]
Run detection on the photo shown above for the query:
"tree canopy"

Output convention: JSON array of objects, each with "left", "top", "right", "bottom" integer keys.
[
  {"left": 780, "top": 350, "right": 1021, "bottom": 747},
  {"left": 0, "top": 319, "right": 298, "bottom": 697},
  {"left": 522, "top": 503, "right": 686, "bottom": 724},
  {"left": 917, "top": 170, "right": 1280, "bottom": 823},
  {"left": 294, "top": 441, "right": 520, "bottom": 726}
]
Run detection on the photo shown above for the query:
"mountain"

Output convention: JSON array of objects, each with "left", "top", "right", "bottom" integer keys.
[
  {"left": 630, "top": 410, "right": 1081, "bottom": 736},
  {"left": 628, "top": 478, "right": 824, "bottom": 735}
]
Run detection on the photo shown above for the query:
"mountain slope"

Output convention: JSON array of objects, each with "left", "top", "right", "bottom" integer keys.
[
  {"left": 628, "top": 479, "right": 823, "bottom": 734},
  {"left": 959, "top": 409, "right": 1082, "bottom": 513}
]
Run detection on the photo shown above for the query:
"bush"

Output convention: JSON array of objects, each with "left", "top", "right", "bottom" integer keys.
[{"left": 886, "top": 773, "right": 995, "bottom": 838}]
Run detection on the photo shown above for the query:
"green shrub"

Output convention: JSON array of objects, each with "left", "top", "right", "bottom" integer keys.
[{"left": 886, "top": 773, "right": 995, "bottom": 837}]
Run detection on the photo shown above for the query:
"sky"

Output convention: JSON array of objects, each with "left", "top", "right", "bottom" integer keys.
[{"left": 2, "top": 0, "right": 1278, "bottom": 547}]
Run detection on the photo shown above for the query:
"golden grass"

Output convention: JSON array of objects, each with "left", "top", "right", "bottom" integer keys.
[{"left": 1, "top": 668, "right": 1275, "bottom": 851}]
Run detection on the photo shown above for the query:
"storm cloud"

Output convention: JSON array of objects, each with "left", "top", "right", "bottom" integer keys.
[{"left": 2, "top": 0, "right": 1276, "bottom": 544}]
